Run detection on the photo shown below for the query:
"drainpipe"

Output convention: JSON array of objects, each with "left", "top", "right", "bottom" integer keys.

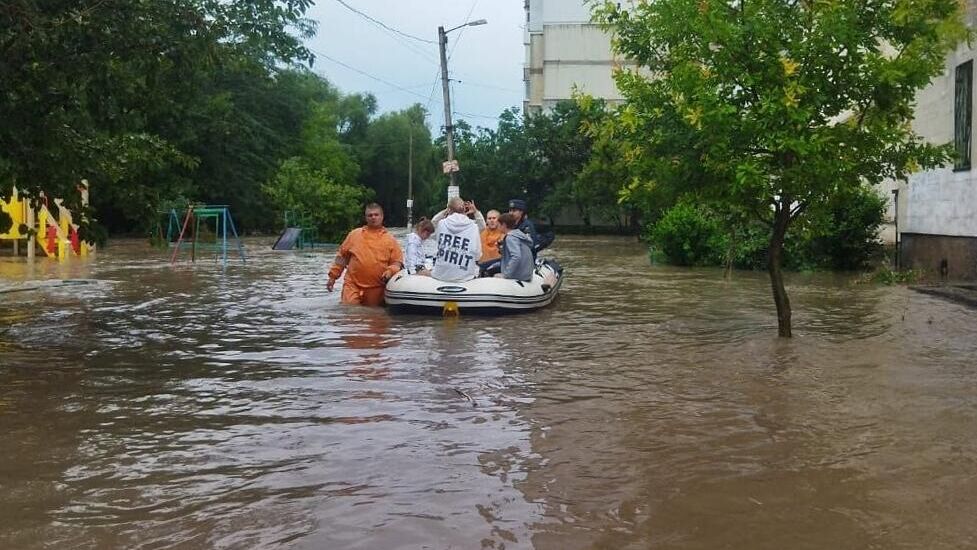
[{"left": 891, "top": 189, "right": 899, "bottom": 269}]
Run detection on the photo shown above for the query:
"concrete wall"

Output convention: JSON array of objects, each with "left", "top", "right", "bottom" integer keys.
[
  {"left": 524, "top": 0, "right": 630, "bottom": 113},
  {"left": 901, "top": 233, "right": 977, "bottom": 280},
  {"left": 540, "top": 0, "right": 592, "bottom": 23},
  {"left": 541, "top": 24, "right": 613, "bottom": 61}
]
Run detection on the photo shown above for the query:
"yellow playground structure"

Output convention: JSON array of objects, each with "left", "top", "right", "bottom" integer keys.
[{"left": 0, "top": 182, "right": 95, "bottom": 260}]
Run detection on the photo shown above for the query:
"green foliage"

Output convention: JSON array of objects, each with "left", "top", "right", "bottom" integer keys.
[
  {"left": 649, "top": 200, "right": 726, "bottom": 266},
  {"left": 864, "top": 265, "right": 923, "bottom": 285},
  {"left": 447, "top": 101, "right": 629, "bottom": 227},
  {"left": 263, "top": 158, "right": 373, "bottom": 243},
  {"left": 649, "top": 186, "right": 891, "bottom": 271},
  {"left": 358, "top": 105, "right": 439, "bottom": 227},
  {"left": 593, "top": 0, "right": 967, "bottom": 334},
  {"left": 1, "top": 0, "right": 316, "bottom": 238},
  {"left": 798, "top": 185, "right": 887, "bottom": 271}
]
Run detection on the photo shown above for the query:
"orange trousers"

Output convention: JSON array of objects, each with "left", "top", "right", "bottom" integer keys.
[{"left": 341, "top": 283, "right": 386, "bottom": 306}]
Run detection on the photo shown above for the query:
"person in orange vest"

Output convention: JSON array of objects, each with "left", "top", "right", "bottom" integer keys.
[
  {"left": 478, "top": 209, "right": 505, "bottom": 263},
  {"left": 327, "top": 203, "right": 404, "bottom": 306}
]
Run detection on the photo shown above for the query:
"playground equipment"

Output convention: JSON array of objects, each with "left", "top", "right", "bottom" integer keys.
[
  {"left": 271, "top": 210, "right": 331, "bottom": 250},
  {"left": 0, "top": 183, "right": 94, "bottom": 260},
  {"left": 169, "top": 204, "right": 246, "bottom": 266}
]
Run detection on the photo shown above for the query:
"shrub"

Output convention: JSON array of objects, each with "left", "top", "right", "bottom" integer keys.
[
  {"left": 801, "top": 184, "right": 886, "bottom": 270},
  {"left": 648, "top": 200, "right": 726, "bottom": 266},
  {"left": 647, "top": 184, "right": 887, "bottom": 272}
]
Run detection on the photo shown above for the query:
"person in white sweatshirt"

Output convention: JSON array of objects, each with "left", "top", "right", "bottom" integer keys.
[{"left": 432, "top": 197, "right": 482, "bottom": 282}]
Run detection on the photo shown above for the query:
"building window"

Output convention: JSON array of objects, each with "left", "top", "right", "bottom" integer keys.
[{"left": 954, "top": 60, "right": 972, "bottom": 171}]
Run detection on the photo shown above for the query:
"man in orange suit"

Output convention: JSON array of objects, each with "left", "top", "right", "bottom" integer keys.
[
  {"left": 479, "top": 209, "right": 505, "bottom": 263},
  {"left": 327, "top": 203, "right": 404, "bottom": 306}
]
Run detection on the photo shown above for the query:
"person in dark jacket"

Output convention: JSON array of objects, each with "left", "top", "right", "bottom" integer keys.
[
  {"left": 507, "top": 199, "right": 538, "bottom": 249},
  {"left": 495, "top": 212, "right": 534, "bottom": 282}
]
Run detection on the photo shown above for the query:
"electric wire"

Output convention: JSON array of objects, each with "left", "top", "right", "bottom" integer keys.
[
  {"left": 333, "top": 0, "right": 437, "bottom": 44},
  {"left": 311, "top": 48, "right": 431, "bottom": 101}
]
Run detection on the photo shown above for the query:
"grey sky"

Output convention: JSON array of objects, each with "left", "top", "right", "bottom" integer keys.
[{"left": 305, "top": 1, "right": 526, "bottom": 131}]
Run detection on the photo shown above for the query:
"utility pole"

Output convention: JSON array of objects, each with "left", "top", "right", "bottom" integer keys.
[
  {"left": 407, "top": 127, "right": 413, "bottom": 228},
  {"left": 436, "top": 19, "right": 486, "bottom": 200},
  {"left": 438, "top": 25, "right": 457, "bottom": 194}
]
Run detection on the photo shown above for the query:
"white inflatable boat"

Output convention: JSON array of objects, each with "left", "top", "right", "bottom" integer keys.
[{"left": 385, "top": 259, "right": 564, "bottom": 313}]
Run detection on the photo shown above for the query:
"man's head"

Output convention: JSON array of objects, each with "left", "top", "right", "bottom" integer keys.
[
  {"left": 497, "top": 212, "right": 519, "bottom": 232},
  {"left": 447, "top": 196, "right": 466, "bottom": 214},
  {"left": 364, "top": 203, "right": 384, "bottom": 228},
  {"left": 485, "top": 209, "right": 500, "bottom": 230},
  {"left": 508, "top": 199, "right": 527, "bottom": 222}
]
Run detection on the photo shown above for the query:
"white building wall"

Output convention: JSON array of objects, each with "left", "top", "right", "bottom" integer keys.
[
  {"left": 879, "top": 0, "right": 977, "bottom": 247},
  {"left": 540, "top": 0, "right": 592, "bottom": 23},
  {"left": 541, "top": 24, "right": 615, "bottom": 61},
  {"left": 524, "top": 0, "right": 629, "bottom": 114},
  {"left": 902, "top": 42, "right": 977, "bottom": 238}
]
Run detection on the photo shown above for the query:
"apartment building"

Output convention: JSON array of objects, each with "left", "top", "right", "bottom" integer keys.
[{"left": 523, "top": 0, "right": 627, "bottom": 115}]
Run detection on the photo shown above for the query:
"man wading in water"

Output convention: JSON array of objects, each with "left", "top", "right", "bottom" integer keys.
[
  {"left": 432, "top": 197, "right": 481, "bottom": 282},
  {"left": 326, "top": 203, "right": 404, "bottom": 306}
]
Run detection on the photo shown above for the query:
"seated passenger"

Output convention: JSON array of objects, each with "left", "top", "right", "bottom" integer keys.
[
  {"left": 495, "top": 212, "right": 534, "bottom": 282},
  {"left": 479, "top": 209, "right": 505, "bottom": 263},
  {"left": 405, "top": 218, "right": 435, "bottom": 275},
  {"left": 506, "top": 198, "right": 538, "bottom": 251},
  {"left": 432, "top": 197, "right": 482, "bottom": 282}
]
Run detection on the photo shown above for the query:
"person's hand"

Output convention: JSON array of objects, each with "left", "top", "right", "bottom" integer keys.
[
  {"left": 380, "top": 265, "right": 399, "bottom": 284},
  {"left": 468, "top": 199, "right": 477, "bottom": 212},
  {"left": 326, "top": 277, "right": 336, "bottom": 292}
]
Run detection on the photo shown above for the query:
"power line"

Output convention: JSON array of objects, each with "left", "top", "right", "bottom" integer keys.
[
  {"left": 448, "top": 0, "right": 482, "bottom": 63},
  {"left": 333, "top": 0, "right": 437, "bottom": 44},
  {"left": 456, "top": 80, "right": 524, "bottom": 94},
  {"left": 312, "top": 49, "right": 431, "bottom": 101},
  {"left": 455, "top": 110, "right": 503, "bottom": 121}
]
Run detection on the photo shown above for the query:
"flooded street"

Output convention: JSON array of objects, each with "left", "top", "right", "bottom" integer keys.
[{"left": 2, "top": 235, "right": 977, "bottom": 549}]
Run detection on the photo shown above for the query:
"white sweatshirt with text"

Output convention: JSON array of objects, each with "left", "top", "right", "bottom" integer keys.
[{"left": 432, "top": 213, "right": 482, "bottom": 282}]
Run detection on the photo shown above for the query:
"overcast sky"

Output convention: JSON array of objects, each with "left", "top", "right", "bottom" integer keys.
[{"left": 304, "top": 0, "right": 526, "bottom": 131}]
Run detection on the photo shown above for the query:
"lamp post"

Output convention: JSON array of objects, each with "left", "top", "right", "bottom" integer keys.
[{"left": 438, "top": 18, "right": 487, "bottom": 199}]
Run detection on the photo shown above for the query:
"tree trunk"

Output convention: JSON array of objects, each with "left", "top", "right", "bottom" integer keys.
[{"left": 768, "top": 206, "right": 792, "bottom": 337}]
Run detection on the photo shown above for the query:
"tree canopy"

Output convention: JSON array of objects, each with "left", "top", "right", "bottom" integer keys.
[{"left": 593, "top": 0, "right": 968, "bottom": 336}]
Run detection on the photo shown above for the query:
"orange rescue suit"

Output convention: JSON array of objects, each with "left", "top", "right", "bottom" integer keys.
[
  {"left": 479, "top": 227, "right": 506, "bottom": 263},
  {"left": 328, "top": 226, "right": 404, "bottom": 306}
]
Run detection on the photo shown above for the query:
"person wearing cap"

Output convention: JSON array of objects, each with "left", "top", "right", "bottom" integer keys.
[{"left": 507, "top": 198, "right": 539, "bottom": 252}]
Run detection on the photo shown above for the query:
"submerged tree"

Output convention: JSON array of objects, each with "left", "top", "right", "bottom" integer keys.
[{"left": 594, "top": 0, "right": 967, "bottom": 336}]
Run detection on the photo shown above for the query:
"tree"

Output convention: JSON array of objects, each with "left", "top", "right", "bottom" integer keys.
[
  {"left": 594, "top": 0, "right": 967, "bottom": 336},
  {"left": 262, "top": 158, "right": 372, "bottom": 242},
  {"left": 0, "top": 0, "right": 315, "bottom": 238},
  {"left": 358, "top": 104, "right": 437, "bottom": 226}
]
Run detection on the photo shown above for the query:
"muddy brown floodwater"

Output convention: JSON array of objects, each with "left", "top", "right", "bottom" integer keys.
[{"left": 1, "top": 235, "right": 976, "bottom": 549}]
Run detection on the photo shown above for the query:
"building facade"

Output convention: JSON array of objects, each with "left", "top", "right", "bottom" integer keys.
[
  {"left": 523, "top": 0, "right": 627, "bottom": 115},
  {"left": 889, "top": 2, "right": 977, "bottom": 280}
]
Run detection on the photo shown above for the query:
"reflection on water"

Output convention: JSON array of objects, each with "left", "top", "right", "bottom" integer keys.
[{"left": 2, "top": 237, "right": 977, "bottom": 549}]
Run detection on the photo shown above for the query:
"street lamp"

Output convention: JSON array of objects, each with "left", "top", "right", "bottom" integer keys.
[{"left": 438, "top": 18, "right": 487, "bottom": 199}]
